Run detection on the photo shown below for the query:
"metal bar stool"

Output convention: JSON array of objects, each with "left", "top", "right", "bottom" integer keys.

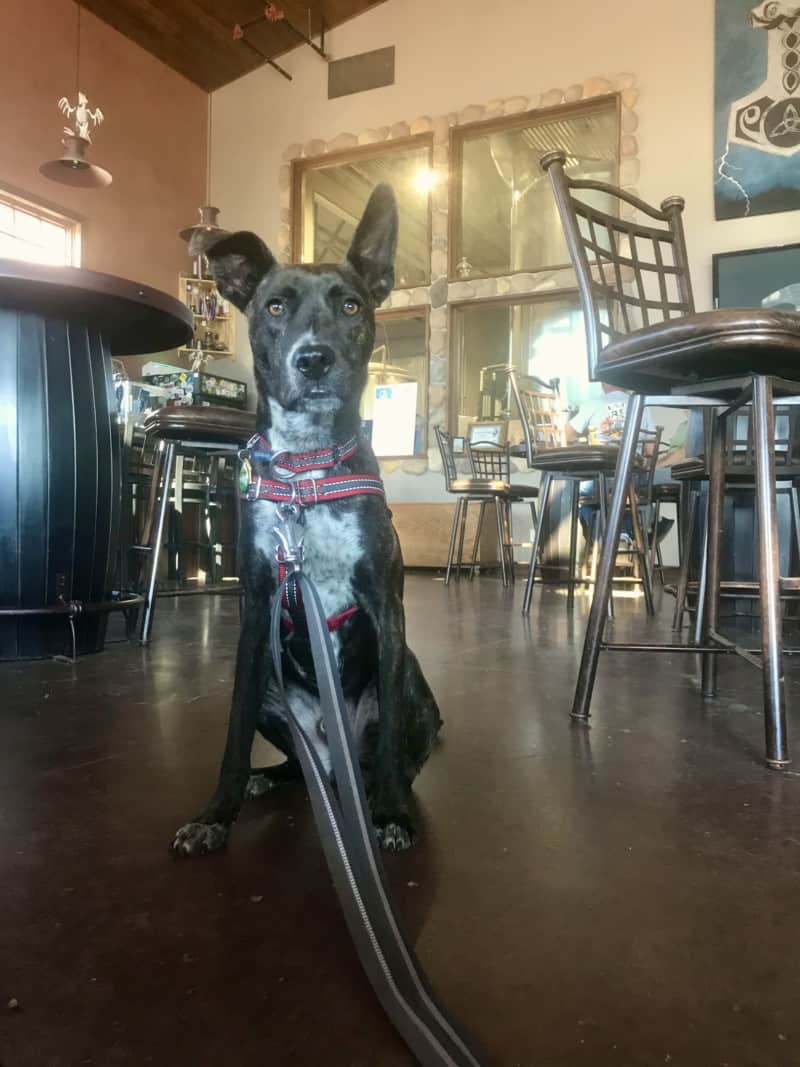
[
  {"left": 136, "top": 406, "right": 255, "bottom": 644},
  {"left": 543, "top": 148, "right": 800, "bottom": 768},
  {"left": 434, "top": 426, "right": 531, "bottom": 586},
  {"left": 465, "top": 439, "right": 539, "bottom": 584},
  {"left": 507, "top": 369, "right": 653, "bottom": 614}
]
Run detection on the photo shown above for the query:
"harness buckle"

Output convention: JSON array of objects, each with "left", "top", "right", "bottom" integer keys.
[
  {"left": 269, "top": 449, "right": 293, "bottom": 481},
  {"left": 246, "top": 475, "right": 262, "bottom": 502}
]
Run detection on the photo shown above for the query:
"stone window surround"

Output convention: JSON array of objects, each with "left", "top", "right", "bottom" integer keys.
[{"left": 278, "top": 73, "right": 640, "bottom": 476}]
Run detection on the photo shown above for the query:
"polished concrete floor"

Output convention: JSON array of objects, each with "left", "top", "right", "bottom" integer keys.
[{"left": 2, "top": 576, "right": 800, "bottom": 1066}]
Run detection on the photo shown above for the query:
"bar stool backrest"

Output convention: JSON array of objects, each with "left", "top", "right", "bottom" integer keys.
[
  {"left": 506, "top": 368, "right": 565, "bottom": 464},
  {"left": 633, "top": 425, "right": 663, "bottom": 508},
  {"left": 725, "top": 405, "right": 800, "bottom": 476},
  {"left": 542, "top": 150, "right": 695, "bottom": 382},
  {"left": 466, "top": 440, "right": 512, "bottom": 483},
  {"left": 434, "top": 425, "right": 461, "bottom": 491}
]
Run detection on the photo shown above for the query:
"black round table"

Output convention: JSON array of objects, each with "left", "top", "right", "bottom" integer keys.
[{"left": 0, "top": 259, "right": 192, "bottom": 659}]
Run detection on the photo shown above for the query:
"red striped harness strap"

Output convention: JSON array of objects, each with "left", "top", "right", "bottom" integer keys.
[{"left": 239, "top": 433, "right": 385, "bottom": 634}]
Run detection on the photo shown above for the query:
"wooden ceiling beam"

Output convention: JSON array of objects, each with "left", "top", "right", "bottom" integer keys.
[{"left": 82, "top": 0, "right": 387, "bottom": 91}]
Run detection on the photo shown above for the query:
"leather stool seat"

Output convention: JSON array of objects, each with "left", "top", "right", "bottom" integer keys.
[{"left": 143, "top": 405, "right": 256, "bottom": 444}]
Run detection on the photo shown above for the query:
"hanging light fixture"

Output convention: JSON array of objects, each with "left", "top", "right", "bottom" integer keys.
[
  {"left": 179, "top": 94, "right": 223, "bottom": 277},
  {"left": 40, "top": 3, "right": 112, "bottom": 189}
]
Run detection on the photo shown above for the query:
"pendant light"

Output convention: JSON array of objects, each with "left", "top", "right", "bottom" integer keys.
[
  {"left": 179, "top": 93, "right": 222, "bottom": 276},
  {"left": 39, "top": 2, "right": 112, "bottom": 189}
]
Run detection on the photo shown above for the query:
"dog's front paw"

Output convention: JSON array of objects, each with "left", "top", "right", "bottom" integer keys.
[
  {"left": 374, "top": 818, "right": 416, "bottom": 853},
  {"left": 171, "top": 821, "right": 229, "bottom": 857}
]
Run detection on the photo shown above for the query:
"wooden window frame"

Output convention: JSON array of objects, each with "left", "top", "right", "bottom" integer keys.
[
  {"left": 290, "top": 135, "right": 434, "bottom": 289},
  {"left": 447, "top": 286, "right": 582, "bottom": 432},
  {"left": 448, "top": 94, "right": 622, "bottom": 282},
  {"left": 0, "top": 182, "right": 83, "bottom": 267}
]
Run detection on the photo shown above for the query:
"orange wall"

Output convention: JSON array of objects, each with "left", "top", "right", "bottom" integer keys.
[{"left": 1, "top": 0, "right": 207, "bottom": 314}]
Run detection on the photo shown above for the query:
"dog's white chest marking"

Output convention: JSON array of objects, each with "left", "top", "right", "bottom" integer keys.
[
  {"left": 252, "top": 501, "right": 364, "bottom": 650},
  {"left": 254, "top": 502, "right": 374, "bottom": 776}
]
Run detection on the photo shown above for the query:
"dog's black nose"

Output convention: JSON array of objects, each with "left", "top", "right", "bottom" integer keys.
[{"left": 295, "top": 346, "right": 335, "bottom": 380}]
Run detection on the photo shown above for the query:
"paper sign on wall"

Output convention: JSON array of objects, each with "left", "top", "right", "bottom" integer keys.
[{"left": 370, "top": 381, "right": 417, "bottom": 457}]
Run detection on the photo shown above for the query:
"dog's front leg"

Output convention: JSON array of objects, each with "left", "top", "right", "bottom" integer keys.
[
  {"left": 361, "top": 590, "right": 416, "bottom": 852},
  {"left": 172, "top": 605, "right": 273, "bottom": 857}
]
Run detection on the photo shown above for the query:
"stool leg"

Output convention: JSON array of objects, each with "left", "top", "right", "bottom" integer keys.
[
  {"left": 701, "top": 411, "right": 725, "bottom": 697},
  {"left": 650, "top": 499, "right": 662, "bottom": 583},
  {"left": 693, "top": 494, "right": 710, "bottom": 647},
  {"left": 445, "top": 498, "right": 462, "bottom": 586},
  {"left": 469, "top": 500, "right": 487, "bottom": 580},
  {"left": 523, "top": 473, "right": 552, "bottom": 614},
  {"left": 495, "top": 498, "right": 508, "bottom": 587},
  {"left": 455, "top": 498, "right": 470, "bottom": 583},
  {"left": 628, "top": 483, "right": 654, "bottom": 615},
  {"left": 598, "top": 471, "right": 614, "bottom": 619},
  {"left": 572, "top": 394, "right": 643, "bottom": 721},
  {"left": 753, "top": 375, "right": 789, "bottom": 767},
  {"left": 140, "top": 441, "right": 176, "bottom": 645},
  {"left": 673, "top": 488, "right": 697, "bottom": 631},
  {"left": 505, "top": 500, "right": 515, "bottom": 582},
  {"left": 567, "top": 479, "right": 580, "bottom": 611}
]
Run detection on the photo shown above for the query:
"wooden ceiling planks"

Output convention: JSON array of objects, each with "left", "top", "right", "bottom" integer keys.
[{"left": 81, "top": 0, "right": 386, "bottom": 91}]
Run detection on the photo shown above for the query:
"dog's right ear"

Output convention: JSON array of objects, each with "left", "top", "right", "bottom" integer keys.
[{"left": 191, "top": 231, "right": 276, "bottom": 313}]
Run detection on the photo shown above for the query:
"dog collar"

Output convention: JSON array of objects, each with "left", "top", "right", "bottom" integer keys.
[
  {"left": 241, "top": 473, "right": 385, "bottom": 505},
  {"left": 243, "top": 433, "right": 360, "bottom": 477}
]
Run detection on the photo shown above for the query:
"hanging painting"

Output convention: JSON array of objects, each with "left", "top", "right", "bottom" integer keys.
[{"left": 715, "top": 0, "right": 800, "bottom": 219}]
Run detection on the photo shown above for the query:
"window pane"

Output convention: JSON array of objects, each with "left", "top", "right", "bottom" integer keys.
[
  {"left": 454, "top": 297, "right": 597, "bottom": 433},
  {"left": 456, "top": 100, "right": 619, "bottom": 277},
  {"left": 362, "top": 312, "right": 428, "bottom": 457},
  {"left": 299, "top": 144, "right": 432, "bottom": 287},
  {"left": 0, "top": 190, "right": 79, "bottom": 267}
]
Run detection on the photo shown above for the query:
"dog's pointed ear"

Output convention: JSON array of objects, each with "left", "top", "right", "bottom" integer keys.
[
  {"left": 191, "top": 230, "right": 275, "bottom": 313},
  {"left": 346, "top": 184, "right": 398, "bottom": 304}
]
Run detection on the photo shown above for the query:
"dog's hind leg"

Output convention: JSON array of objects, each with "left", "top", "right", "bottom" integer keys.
[
  {"left": 402, "top": 646, "right": 443, "bottom": 775},
  {"left": 245, "top": 759, "right": 304, "bottom": 799}
]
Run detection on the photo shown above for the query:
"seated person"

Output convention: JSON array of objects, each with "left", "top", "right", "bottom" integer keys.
[{"left": 566, "top": 384, "right": 672, "bottom": 545}]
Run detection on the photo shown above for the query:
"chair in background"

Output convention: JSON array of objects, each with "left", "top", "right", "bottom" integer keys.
[
  {"left": 507, "top": 370, "right": 653, "bottom": 614},
  {"left": 434, "top": 426, "right": 534, "bottom": 586},
  {"left": 135, "top": 406, "right": 256, "bottom": 644},
  {"left": 670, "top": 404, "right": 800, "bottom": 635},
  {"left": 465, "top": 439, "right": 539, "bottom": 584},
  {"left": 543, "top": 148, "right": 800, "bottom": 767}
]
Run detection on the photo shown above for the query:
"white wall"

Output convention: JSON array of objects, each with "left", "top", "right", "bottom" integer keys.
[
  {"left": 209, "top": 0, "right": 793, "bottom": 547},
  {"left": 212, "top": 0, "right": 795, "bottom": 308}
]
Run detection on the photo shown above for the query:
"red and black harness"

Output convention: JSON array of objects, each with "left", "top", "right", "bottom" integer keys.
[{"left": 239, "top": 433, "right": 385, "bottom": 636}]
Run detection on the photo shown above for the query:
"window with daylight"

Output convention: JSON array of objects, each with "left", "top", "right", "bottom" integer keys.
[
  {"left": 0, "top": 188, "right": 81, "bottom": 267},
  {"left": 451, "top": 294, "right": 609, "bottom": 431},
  {"left": 451, "top": 97, "right": 620, "bottom": 279},
  {"left": 292, "top": 137, "right": 433, "bottom": 288},
  {"left": 362, "top": 309, "right": 429, "bottom": 458}
]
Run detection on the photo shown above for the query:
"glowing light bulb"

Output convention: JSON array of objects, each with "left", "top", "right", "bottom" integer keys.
[{"left": 414, "top": 169, "right": 437, "bottom": 193}]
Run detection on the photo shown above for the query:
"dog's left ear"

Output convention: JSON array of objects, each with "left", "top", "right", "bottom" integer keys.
[{"left": 346, "top": 183, "right": 398, "bottom": 304}]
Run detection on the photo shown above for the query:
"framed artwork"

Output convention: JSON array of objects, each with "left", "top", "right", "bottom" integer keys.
[
  {"left": 712, "top": 242, "right": 800, "bottom": 308},
  {"left": 714, "top": 0, "right": 800, "bottom": 220},
  {"left": 468, "top": 421, "right": 507, "bottom": 446}
]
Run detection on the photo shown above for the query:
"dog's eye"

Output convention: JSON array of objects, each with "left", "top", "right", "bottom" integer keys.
[
  {"left": 342, "top": 299, "right": 361, "bottom": 317},
  {"left": 267, "top": 299, "right": 286, "bottom": 317}
]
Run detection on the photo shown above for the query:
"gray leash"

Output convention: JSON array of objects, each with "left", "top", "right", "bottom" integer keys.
[{"left": 269, "top": 506, "right": 486, "bottom": 1067}]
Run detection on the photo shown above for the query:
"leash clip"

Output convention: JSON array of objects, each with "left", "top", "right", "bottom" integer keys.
[
  {"left": 273, "top": 501, "right": 305, "bottom": 573},
  {"left": 245, "top": 475, "right": 262, "bottom": 502}
]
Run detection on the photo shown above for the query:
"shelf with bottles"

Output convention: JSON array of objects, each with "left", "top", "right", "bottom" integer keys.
[{"left": 178, "top": 273, "right": 235, "bottom": 360}]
